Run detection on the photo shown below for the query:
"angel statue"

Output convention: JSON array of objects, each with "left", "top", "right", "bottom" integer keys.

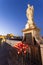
[{"left": 26, "top": 4, "right": 34, "bottom": 21}]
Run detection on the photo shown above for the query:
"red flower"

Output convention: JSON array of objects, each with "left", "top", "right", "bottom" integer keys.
[{"left": 13, "top": 42, "right": 29, "bottom": 54}]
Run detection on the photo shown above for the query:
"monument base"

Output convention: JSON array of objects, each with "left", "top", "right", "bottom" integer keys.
[{"left": 40, "top": 44, "right": 43, "bottom": 65}]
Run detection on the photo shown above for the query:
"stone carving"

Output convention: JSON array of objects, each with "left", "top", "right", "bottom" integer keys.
[
  {"left": 26, "top": 4, "right": 34, "bottom": 21},
  {"left": 25, "top": 4, "right": 35, "bottom": 29}
]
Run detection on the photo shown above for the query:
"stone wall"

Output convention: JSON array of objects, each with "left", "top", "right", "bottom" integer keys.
[{"left": 0, "top": 41, "right": 42, "bottom": 65}]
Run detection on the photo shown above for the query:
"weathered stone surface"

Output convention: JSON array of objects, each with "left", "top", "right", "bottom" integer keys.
[
  {"left": 40, "top": 44, "right": 43, "bottom": 65},
  {"left": 0, "top": 42, "right": 18, "bottom": 65}
]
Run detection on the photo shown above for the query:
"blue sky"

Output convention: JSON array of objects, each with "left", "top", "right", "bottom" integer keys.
[{"left": 0, "top": 0, "right": 43, "bottom": 36}]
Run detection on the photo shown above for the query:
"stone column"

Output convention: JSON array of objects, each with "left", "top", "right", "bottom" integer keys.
[{"left": 40, "top": 44, "right": 43, "bottom": 65}]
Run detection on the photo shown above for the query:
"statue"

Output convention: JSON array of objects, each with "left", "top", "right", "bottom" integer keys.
[
  {"left": 25, "top": 4, "right": 35, "bottom": 29},
  {"left": 26, "top": 4, "right": 34, "bottom": 23}
]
